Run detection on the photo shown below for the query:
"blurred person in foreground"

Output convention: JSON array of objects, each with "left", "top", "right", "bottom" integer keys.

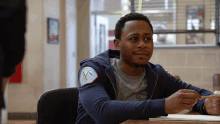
[
  {"left": 0, "top": 0, "right": 27, "bottom": 117},
  {"left": 76, "top": 13, "right": 219, "bottom": 124}
]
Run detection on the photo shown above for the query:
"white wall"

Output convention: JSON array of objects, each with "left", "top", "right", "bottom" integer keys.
[
  {"left": 60, "top": 0, "right": 78, "bottom": 88},
  {"left": 66, "top": 0, "right": 78, "bottom": 87},
  {"left": 90, "top": 0, "right": 104, "bottom": 11},
  {"left": 43, "top": 0, "right": 61, "bottom": 91},
  {"left": 108, "top": 15, "right": 121, "bottom": 30},
  {"left": 90, "top": 14, "right": 96, "bottom": 58},
  {"left": 60, "top": 0, "right": 67, "bottom": 88},
  {"left": 150, "top": 48, "right": 220, "bottom": 92},
  {"left": 77, "top": 0, "right": 91, "bottom": 84},
  {"left": 91, "top": 0, "right": 122, "bottom": 12},
  {"left": 104, "top": 0, "right": 121, "bottom": 11}
]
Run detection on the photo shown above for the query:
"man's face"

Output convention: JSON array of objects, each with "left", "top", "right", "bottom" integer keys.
[{"left": 118, "top": 20, "right": 154, "bottom": 67}]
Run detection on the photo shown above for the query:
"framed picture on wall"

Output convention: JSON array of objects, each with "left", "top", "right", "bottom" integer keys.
[
  {"left": 47, "top": 18, "right": 59, "bottom": 44},
  {"left": 186, "top": 5, "right": 204, "bottom": 44}
]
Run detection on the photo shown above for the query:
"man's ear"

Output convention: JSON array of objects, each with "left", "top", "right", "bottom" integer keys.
[{"left": 114, "top": 39, "right": 120, "bottom": 50}]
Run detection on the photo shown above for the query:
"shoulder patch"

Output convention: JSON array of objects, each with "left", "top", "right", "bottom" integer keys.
[
  {"left": 165, "top": 71, "right": 176, "bottom": 78},
  {"left": 80, "top": 67, "right": 98, "bottom": 86}
]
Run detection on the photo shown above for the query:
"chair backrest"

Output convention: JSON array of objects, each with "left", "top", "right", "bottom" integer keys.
[{"left": 37, "top": 87, "right": 79, "bottom": 124}]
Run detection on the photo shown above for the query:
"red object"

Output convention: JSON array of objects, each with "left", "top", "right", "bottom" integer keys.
[
  {"left": 51, "top": 34, "right": 57, "bottom": 40},
  {"left": 109, "top": 40, "right": 116, "bottom": 49},
  {"left": 197, "top": 12, "right": 203, "bottom": 16},
  {"left": 165, "top": 71, "right": 176, "bottom": 78},
  {"left": 9, "top": 62, "right": 22, "bottom": 83},
  {"left": 109, "top": 30, "right": 115, "bottom": 36}
]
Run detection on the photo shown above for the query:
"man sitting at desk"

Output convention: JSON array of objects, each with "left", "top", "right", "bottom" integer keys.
[{"left": 76, "top": 13, "right": 220, "bottom": 124}]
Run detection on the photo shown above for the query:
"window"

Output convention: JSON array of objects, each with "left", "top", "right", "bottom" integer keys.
[
  {"left": 90, "top": 0, "right": 220, "bottom": 48},
  {"left": 132, "top": 0, "right": 217, "bottom": 46}
]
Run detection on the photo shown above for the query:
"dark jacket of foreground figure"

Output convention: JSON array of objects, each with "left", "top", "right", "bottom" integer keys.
[{"left": 0, "top": 0, "right": 26, "bottom": 109}]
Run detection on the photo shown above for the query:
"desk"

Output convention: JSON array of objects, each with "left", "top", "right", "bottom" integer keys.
[{"left": 121, "top": 111, "right": 220, "bottom": 124}]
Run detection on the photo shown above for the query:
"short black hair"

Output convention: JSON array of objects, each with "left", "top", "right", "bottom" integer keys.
[{"left": 114, "top": 13, "right": 153, "bottom": 40}]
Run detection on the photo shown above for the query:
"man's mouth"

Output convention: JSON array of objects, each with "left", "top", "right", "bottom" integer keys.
[{"left": 133, "top": 52, "right": 149, "bottom": 56}]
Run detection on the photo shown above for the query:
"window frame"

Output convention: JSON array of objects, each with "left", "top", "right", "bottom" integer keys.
[{"left": 130, "top": 0, "right": 220, "bottom": 48}]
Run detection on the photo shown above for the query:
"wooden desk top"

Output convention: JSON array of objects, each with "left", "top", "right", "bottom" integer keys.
[{"left": 121, "top": 110, "right": 220, "bottom": 124}]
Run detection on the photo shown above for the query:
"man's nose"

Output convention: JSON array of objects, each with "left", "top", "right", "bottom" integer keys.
[{"left": 137, "top": 40, "right": 147, "bottom": 48}]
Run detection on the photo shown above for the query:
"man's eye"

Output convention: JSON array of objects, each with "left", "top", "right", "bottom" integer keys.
[
  {"left": 131, "top": 37, "right": 138, "bottom": 40},
  {"left": 144, "top": 37, "right": 151, "bottom": 41}
]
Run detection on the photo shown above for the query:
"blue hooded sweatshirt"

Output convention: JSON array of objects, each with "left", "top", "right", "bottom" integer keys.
[{"left": 76, "top": 49, "right": 213, "bottom": 124}]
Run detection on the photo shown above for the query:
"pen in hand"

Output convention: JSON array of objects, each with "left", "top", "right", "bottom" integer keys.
[{"left": 201, "top": 94, "right": 220, "bottom": 99}]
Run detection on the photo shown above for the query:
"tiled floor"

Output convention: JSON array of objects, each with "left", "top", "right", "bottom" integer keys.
[{"left": 8, "top": 120, "right": 36, "bottom": 124}]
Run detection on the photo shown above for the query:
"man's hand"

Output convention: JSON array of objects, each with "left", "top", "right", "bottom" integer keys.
[
  {"left": 165, "top": 89, "right": 202, "bottom": 114},
  {"left": 204, "top": 98, "right": 220, "bottom": 115}
]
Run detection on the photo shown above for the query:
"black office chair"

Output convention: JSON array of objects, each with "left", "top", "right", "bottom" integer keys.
[{"left": 37, "top": 87, "right": 79, "bottom": 124}]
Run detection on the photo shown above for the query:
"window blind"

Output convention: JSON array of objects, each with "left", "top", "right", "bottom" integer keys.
[
  {"left": 90, "top": 0, "right": 219, "bottom": 45},
  {"left": 132, "top": 0, "right": 217, "bottom": 45},
  {"left": 133, "top": 0, "right": 215, "bottom": 31}
]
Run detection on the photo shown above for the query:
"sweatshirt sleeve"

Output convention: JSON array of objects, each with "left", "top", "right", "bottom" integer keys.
[
  {"left": 78, "top": 62, "right": 167, "bottom": 124},
  {"left": 157, "top": 65, "right": 213, "bottom": 115}
]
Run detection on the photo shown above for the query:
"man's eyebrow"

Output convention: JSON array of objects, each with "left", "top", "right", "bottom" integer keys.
[{"left": 128, "top": 33, "right": 151, "bottom": 36}]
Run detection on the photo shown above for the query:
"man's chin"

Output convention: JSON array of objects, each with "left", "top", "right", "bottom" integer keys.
[
  {"left": 133, "top": 63, "right": 148, "bottom": 68},
  {"left": 124, "top": 58, "right": 149, "bottom": 68},
  {"left": 131, "top": 60, "right": 149, "bottom": 68}
]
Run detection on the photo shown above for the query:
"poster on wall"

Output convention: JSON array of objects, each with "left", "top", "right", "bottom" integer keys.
[
  {"left": 186, "top": 5, "right": 204, "bottom": 44},
  {"left": 47, "top": 18, "right": 59, "bottom": 44}
]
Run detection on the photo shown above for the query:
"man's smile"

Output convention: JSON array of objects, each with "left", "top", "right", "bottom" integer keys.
[{"left": 133, "top": 52, "right": 149, "bottom": 56}]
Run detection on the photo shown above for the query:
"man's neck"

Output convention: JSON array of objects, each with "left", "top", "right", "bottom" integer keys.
[{"left": 118, "top": 59, "right": 144, "bottom": 76}]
